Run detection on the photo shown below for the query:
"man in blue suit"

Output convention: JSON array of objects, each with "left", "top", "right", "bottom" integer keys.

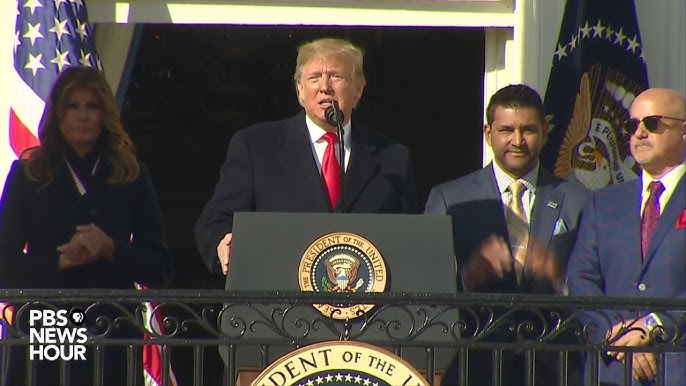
[
  {"left": 568, "top": 88, "right": 686, "bottom": 386},
  {"left": 426, "top": 84, "right": 591, "bottom": 386}
]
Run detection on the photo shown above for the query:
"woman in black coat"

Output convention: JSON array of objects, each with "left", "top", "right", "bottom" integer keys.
[{"left": 0, "top": 66, "right": 172, "bottom": 386}]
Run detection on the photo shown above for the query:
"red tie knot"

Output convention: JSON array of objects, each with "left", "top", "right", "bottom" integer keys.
[
  {"left": 322, "top": 132, "right": 338, "bottom": 145},
  {"left": 648, "top": 181, "right": 665, "bottom": 197}
]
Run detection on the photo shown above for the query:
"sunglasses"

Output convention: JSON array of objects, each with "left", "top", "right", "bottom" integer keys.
[{"left": 623, "top": 115, "right": 686, "bottom": 135}]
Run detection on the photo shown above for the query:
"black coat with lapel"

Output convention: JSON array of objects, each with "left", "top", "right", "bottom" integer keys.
[{"left": 195, "top": 112, "right": 418, "bottom": 273}]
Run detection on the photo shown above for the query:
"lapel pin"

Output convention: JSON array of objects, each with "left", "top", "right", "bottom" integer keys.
[{"left": 547, "top": 201, "right": 559, "bottom": 209}]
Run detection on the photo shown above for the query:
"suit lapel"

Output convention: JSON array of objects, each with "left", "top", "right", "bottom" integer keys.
[
  {"left": 521, "top": 170, "right": 563, "bottom": 287},
  {"left": 616, "top": 180, "right": 644, "bottom": 281},
  {"left": 343, "top": 121, "right": 379, "bottom": 210},
  {"left": 643, "top": 174, "right": 686, "bottom": 266},
  {"left": 278, "top": 113, "right": 331, "bottom": 211},
  {"left": 529, "top": 170, "right": 564, "bottom": 252}
]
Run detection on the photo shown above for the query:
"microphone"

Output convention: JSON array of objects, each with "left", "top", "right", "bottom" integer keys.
[
  {"left": 324, "top": 101, "right": 346, "bottom": 213},
  {"left": 325, "top": 103, "right": 344, "bottom": 128}
]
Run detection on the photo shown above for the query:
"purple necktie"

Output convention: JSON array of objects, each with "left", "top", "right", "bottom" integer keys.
[{"left": 640, "top": 181, "right": 665, "bottom": 259}]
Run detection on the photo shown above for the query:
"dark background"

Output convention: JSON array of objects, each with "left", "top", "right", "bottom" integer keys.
[
  {"left": 119, "top": 25, "right": 485, "bottom": 384},
  {"left": 121, "top": 25, "right": 486, "bottom": 290}
]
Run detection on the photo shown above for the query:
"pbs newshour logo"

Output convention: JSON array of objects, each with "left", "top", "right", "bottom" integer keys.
[{"left": 29, "top": 308, "right": 88, "bottom": 361}]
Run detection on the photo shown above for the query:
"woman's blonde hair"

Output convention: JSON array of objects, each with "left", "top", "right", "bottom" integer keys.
[{"left": 23, "top": 66, "right": 139, "bottom": 185}]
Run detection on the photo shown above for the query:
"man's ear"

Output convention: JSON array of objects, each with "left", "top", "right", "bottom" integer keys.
[
  {"left": 296, "top": 81, "right": 304, "bottom": 106},
  {"left": 483, "top": 124, "right": 492, "bottom": 146}
]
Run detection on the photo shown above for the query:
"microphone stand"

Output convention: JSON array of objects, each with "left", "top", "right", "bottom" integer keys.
[{"left": 327, "top": 101, "right": 346, "bottom": 213}]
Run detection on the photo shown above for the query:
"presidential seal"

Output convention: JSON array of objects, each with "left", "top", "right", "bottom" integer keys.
[
  {"left": 298, "top": 232, "right": 387, "bottom": 320},
  {"left": 251, "top": 341, "right": 429, "bottom": 386}
]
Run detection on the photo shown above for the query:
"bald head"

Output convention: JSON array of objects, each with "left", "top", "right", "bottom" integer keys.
[
  {"left": 629, "top": 87, "right": 686, "bottom": 178},
  {"left": 633, "top": 88, "right": 686, "bottom": 117}
]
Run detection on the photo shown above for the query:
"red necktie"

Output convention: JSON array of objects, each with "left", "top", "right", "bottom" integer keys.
[
  {"left": 641, "top": 181, "right": 665, "bottom": 259},
  {"left": 321, "top": 133, "right": 340, "bottom": 209}
]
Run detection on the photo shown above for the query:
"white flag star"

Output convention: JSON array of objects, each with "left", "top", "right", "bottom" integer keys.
[
  {"left": 25, "top": 53, "right": 45, "bottom": 76},
  {"left": 79, "top": 50, "right": 92, "bottom": 67},
  {"left": 554, "top": 43, "right": 568, "bottom": 60},
  {"left": 23, "top": 22, "right": 44, "bottom": 46},
  {"left": 605, "top": 26, "right": 615, "bottom": 42},
  {"left": 14, "top": 31, "right": 21, "bottom": 54},
  {"left": 50, "top": 48, "right": 71, "bottom": 71},
  {"left": 53, "top": 0, "right": 67, "bottom": 7},
  {"left": 613, "top": 27, "right": 627, "bottom": 46},
  {"left": 69, "top": 0, "right": 84, "bottom": 6},
  {"left": 592, "top": 20, "right": 605, "bottom": 38},
  {"left": 579, "top": 21, "right": 591, "bottom": 39},
  {"left": 23, "top": 0, "right": 43, "bottom": 15},
  {"left": 76, "top": 20, "right": 89, "bottom": 40},
  {"left": 626, "top": 35, "right": 640, "bottom": 54},
  {"left": 49, "top": 17, "right": 71, "bottom": 41}
]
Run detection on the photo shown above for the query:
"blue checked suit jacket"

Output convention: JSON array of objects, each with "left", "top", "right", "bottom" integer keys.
[{"left": 568, "top": 174, "right": 686, "bottom": 386}]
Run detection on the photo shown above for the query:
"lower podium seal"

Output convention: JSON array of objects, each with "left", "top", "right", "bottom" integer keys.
[{"left": 251, "top": 341, "right": 429, "bottom": 386}]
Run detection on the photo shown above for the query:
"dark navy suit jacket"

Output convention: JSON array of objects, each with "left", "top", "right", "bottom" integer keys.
[
  {"left": 568, "top": 174, "right": 686, "bottom": 386},
  {"left": 195, "top": 111, "right": 418, "bottom": 274},
  {"left": 425, "top": 164, "right": 591, "bottom": 386}
]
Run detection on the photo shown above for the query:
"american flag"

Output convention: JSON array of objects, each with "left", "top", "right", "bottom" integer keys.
[
  {"left": 5, "top": 1, "right": 176, "bottom": 385},
  {"left": 10, "top": 0, "right": 101, "bottom": 159}
]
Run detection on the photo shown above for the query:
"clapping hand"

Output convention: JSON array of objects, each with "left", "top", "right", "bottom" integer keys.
[
  {"left": 462, "top": 235, "right": 512, "bottom": 290},
  {"left": 57, "top": 224, "right": 114, "bottom": 270}
]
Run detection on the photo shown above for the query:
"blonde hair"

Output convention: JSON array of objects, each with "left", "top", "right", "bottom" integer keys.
[
  {"left": 293, "top": 38, "right": 366, "bottom": 93},
  {"left": 24, "top": 67, "right": 139, "bottom": 185}
]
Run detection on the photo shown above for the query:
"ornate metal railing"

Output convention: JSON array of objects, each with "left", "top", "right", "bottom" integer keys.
[{"left": 1, "top": 290, "right": 684, "bottom": 386}]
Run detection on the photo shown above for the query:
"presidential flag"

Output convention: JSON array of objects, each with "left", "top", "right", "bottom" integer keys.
[{"left": 541, "top": 0, "right": 649, "bottom": 190}]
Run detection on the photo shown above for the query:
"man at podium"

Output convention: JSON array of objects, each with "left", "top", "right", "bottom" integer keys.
[{"left": 195, "top": 37, "right": 418, "bottom": 276}]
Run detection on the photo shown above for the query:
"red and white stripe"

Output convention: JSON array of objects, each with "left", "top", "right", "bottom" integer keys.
[{"left": 136, "top": 283, "right": 178, "bottom": 386}]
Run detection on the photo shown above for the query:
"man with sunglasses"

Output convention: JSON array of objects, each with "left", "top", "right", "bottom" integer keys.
[{"left": 568, "top": 88, "right": 686, "bottom": 386}]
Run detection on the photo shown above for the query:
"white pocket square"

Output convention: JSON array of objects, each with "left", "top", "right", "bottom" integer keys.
[{"left": 553, "top": 219, "right": 568, "bottom": 235}]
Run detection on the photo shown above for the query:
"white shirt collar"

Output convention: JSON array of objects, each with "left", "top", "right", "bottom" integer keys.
[
  {"left": 492, "top": 160, "right": 540, "bottom": 194},
  {"left": 640, "top": 161, "right": 686, "bottom": 197},
  {"left": 305, "top": 113, "right": 352, "bottom": 147}
]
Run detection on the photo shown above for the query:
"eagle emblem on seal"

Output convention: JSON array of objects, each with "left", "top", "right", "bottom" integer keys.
[
  {"left": 553, "top": 70, "right": 639, "bottom": 189},
  {"left": 325, "top": 254, "right": 364, "bottom": 292}
]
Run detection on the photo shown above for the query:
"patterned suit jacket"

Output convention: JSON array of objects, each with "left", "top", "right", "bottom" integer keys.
[{"left": 567, "top": 174, "right": 686, "bottom": 386}]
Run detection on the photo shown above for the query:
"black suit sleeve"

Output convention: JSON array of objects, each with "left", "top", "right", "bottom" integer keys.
[
  {"left": 195, "top": 131, "right": 255, "bottom": 273},
  {"left": 0, "top": 161, "right": 60, "bottom": 287},
  {"left": 401, "top": 149, "right": 419, "bottom": 214}
]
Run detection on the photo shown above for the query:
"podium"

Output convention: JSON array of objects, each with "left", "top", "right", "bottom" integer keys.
[{"left": 221, "top": 212, "right": 458, "bottom": 377}]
